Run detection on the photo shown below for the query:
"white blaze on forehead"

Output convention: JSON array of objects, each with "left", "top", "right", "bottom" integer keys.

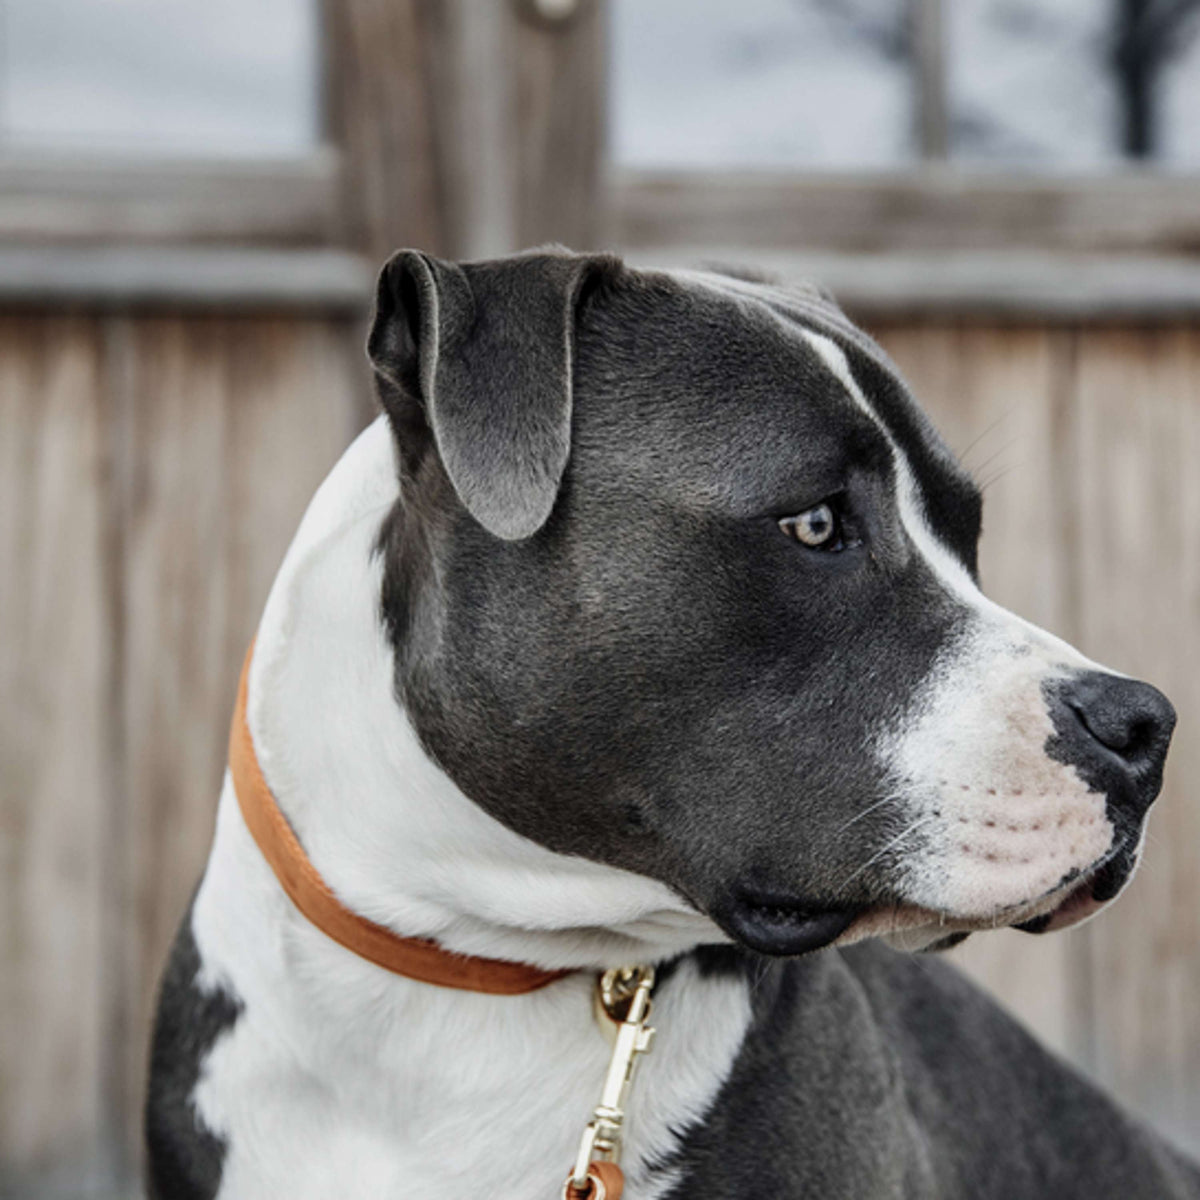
[
  {"left": 797, "top": 327, "right": 1117, "bottom": 920},
  {"left": 797, "top": 327, "right": 1100, "bottom": 668},
  {"left": 798, "top": 328, "right": 980, "bottom": 604}
]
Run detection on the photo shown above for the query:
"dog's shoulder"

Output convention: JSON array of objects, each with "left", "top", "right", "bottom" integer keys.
[
  {"left": 842, "top": 943, "right": 1200, "bottom": 1198},
  {"left": 144, "top": 892, "right": 242, "bottom": 1200},
  {"left": 661, "top": 943, "right": 1200, "bottom": 1199}
]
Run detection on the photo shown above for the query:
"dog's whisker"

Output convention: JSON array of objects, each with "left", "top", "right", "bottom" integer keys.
[
  {"left": 836, "top": 814, "right": 941, "bottom": 891},
  {"left": 968, "top": 435, "right": 1021, "bottom": 481},
  {"left": 837, "top": 793, "right": 900, "bottom": 833},
  {"left": 956, "top": 409, "right": 1014, "bottom": 470},
  {"left": 979, "top": 463, "right": 1020, "bottom": 494}
]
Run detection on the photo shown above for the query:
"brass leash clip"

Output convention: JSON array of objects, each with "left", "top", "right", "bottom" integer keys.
[{"left": 563, "top": 965, "right": 657, "bottom": 1200}]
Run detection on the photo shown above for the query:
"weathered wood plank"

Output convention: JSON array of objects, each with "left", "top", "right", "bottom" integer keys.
[
  {"left": 326, "top": 0, "right": 444, "bottom": 260},
  {"left": 1071, "top": 325, "right": 1200, "bottom": 1154},
  {"left": 399, "top": 0, "right": 610, "bottom": 259},
  {"left": 114, "top": 315, "right": 366, "bottom": 1153},
  {"left": 615, "top": 171, "right": 1200, "bottom": 256},
  {"left": 0, "top": 151, "right": 341, "bottom": 246},
  {"left": 874, "top": 322, "right": 1084, "bottom": 1059},
  {"left": 511, "top": 0, "right": 608, "bottom": 250},
  {"left": 0, "top": 245, "right": 371, "bottom": 313},
  {"left": 627, "top": 249, "right": 1200, "bottom": 322},
  {"left": 0, "top": 318, "right": 111, "bottom": 1183},
  {"left": 109, "top": 316, "right": 236, "bottom": 1152}
]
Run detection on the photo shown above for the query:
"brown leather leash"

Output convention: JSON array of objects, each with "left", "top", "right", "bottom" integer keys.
[{"left": 229, "top": 641, "right": 659, "bottom": 1196}]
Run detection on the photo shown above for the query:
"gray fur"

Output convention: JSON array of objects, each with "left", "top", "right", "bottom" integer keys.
[
  {"left": 368, "top": 248, "right": 618, "bottom": 540},
  {"left": 659, "top": 943, "right": 1200, "bottom": 1198}
]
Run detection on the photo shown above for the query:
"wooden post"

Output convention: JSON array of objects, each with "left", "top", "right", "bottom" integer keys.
[
  {"left": 324, "top": 0, "right": 446, "bottom": 261},
  {"left": 324, "top": 0, "right": 609, "bottom": 264},
  {"left": 510, "top": 0, "right": 609, "bottom": 251},
  {"left": 913, "top": 0, "right": 947, "bottom": 160}
]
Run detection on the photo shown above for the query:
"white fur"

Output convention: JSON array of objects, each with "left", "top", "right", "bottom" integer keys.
[{"left": 190, "top": 417, "right": 750, "bottom": 1199}]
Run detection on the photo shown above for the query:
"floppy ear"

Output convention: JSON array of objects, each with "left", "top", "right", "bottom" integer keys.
[{"left": 367, "top": 249, "right": 613, "bottom": 541}]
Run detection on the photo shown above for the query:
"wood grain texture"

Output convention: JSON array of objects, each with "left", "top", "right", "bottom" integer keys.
[
  {"left": 627, "top": 248, "right": 1200, "bottom": 321},
  {"left": 112, "top": 316, "right": 366, "bottom": 1152},
  {"left": 0, "top": 152, "right": 341, "bottom": 246},
  {"left": 511, "top": 0, "right": 607, "bottom": 251},
  {"left": 0, "top": 310, "right": 367, "bottom": 1188},
  {"left": 874, "top": 323, "right": 1084, "bottom": 1060},
  {"left": 0, "top": 245, "right": 371, "bottom": 312},
  {"left": 0, "top": 318, "right": 111, "bottom": 1182},
  {"left": 1071, "top": 326, "right": 1200, "bottom": 1154},
  {"left": 615, "top": 171, "right": 1200, "bottom": 256},
  {"left": 326, "top": 0, "right": 445, "bottom": 260},
  {"left": 372, "top": 0, "right": 609, "bottom": 260}
]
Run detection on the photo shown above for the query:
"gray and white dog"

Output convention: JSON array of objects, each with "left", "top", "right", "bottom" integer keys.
[{"left": 146, "top": 249, "right": 1193, "bottom": 1199}]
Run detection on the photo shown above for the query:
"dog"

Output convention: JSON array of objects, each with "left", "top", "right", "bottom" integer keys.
[{"left": 146, "top": 248, "right": 1192, "bottom": 1199}]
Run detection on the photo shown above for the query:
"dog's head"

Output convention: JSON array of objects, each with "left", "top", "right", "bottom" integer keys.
[{"left": 367, "top": 249, "right": 1175, "bottom": 957}]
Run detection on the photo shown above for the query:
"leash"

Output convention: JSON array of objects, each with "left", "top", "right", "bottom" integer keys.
[
  {"left": 564, "top": 965, "right": 657, "bottom": 1200},
  {"left": 229, "top": 640, "right": 660, "bottom": 1196}
]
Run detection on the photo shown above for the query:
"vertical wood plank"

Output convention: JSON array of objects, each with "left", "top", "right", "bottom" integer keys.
[
  {"left": 111, "top": 314, "right": 235, "bottom": 1154},
  {"left": 872, "top": 322, "right": 1084, "bottom": 1060},
  {"left": 511, "top": 0, "right": 608, "bottom": 250},
  {"left": 222, "top": 318, "right": 367, "bottom": 673},
  {"left": 421, "top": 0, "right": 519, "bottom": 259},
  {"left": 116, "top": 316, "right": 365, "bottom": 1156},
  {"left": 0, "top": 317, "right": 111, "bottom": 1188},
  {"left": 326, "top": 0, "right": 445, "bottom": 260},
  {"left": 329, "top": 0, "right": 610, "bottom": 261},
  {"left": 1072, "top": 325, "right": 1200, "bottom": 1153}
]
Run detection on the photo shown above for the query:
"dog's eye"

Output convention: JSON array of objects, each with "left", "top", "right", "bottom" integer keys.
[{"left": 779, "top": 502, "right": 851, "bottom": 551}]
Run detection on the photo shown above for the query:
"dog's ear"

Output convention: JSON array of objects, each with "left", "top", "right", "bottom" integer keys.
[{"left": 367, "top": 249, "right": 616, "bottom": 541}]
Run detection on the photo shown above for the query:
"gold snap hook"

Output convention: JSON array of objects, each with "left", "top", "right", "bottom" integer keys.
[{"left": 566, "top": 965, "right": 655, "bottom": 1198}]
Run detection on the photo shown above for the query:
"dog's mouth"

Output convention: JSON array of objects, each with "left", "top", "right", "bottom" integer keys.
[
  {"left": 719, "top": 890, "right": 866, "bottom": 956},
  {"left": 1012, "top": 848, "right": 1135, "bottom": 935},
  {"left": 719, "top": 848, "right": 1137, "bottom": 957}
]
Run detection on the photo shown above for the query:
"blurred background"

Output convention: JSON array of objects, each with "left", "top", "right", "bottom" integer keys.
[{"left": 2, "top": 1, "right": 1199, "bottom": 1196}]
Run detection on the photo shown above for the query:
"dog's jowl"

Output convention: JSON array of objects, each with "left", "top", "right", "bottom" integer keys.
[{"left": 146, "top": 250, "right": 1192, "bottom": 1199}]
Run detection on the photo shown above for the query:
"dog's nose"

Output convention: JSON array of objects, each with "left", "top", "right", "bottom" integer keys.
[{"left": 1051, "top": 671, "right": 1175, "bottom": 819}]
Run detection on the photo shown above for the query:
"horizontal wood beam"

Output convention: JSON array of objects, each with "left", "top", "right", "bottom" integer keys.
[
  {"left": 613, "top": 169, "right": 1200, "bottom": 257},
  {"left": 0, "top": 245, "right": 372, "bottom": 312},
  {"left": 5, "top": 242, "right": 1200, "bottom": 322},
  {"left": 625, "top": 248, "right": 1200, "bottom": 321},
  {"left": 0, "top": 151, "right": 342, "bottom": 245}
]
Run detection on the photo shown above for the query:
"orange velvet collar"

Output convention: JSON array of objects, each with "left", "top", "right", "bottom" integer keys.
[{"left": 228, "top": 643, "right": 570, "bottom": 995}]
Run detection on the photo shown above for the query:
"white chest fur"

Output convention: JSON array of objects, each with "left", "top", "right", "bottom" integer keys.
[
  {"left": 187, "top": 418, "right": 751, "bottom": 1198},
  {"left": 191, "top": 807, "right": 751, "bottom": 1199}
]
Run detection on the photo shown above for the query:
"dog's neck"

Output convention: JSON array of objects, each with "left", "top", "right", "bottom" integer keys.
[{"left": 244, "top": 417, "right": 719, "bottom": 973}]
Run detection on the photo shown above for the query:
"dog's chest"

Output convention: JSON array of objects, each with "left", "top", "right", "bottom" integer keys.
[{"left": 189, "top": 787, "right": 753, "bottom": 1200}]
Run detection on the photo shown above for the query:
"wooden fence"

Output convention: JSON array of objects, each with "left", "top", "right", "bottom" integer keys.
[
  {"left": 877, "top": 321, "right": 1200, "bottom": 1158},
  {"left": 0, "top": 311, "right": 370, "bottom": 1197},
  {"left": 4, "top": 1, "right": 1200, "bottom": 1193},
  {"left": 2, "top": 308, "right": 1199, "bottom": 1194}
]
